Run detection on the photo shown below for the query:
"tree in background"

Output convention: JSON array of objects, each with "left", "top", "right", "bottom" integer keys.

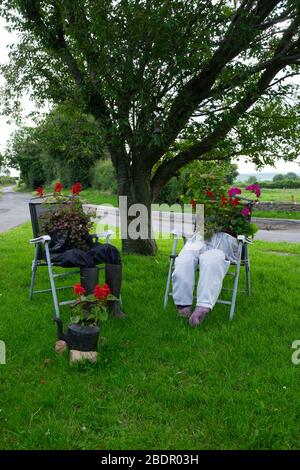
[
  {"left": 0, "top": 153, "right": 5, "bottom": 174},
  {"left": 35, "top": 103, "right": 105, "bottom": 187},
  {"left": 1, "top": 1, "right": 300, "bottom": 254},
  {"left": 5, "top": 104, "right": 105, "bottom": 189},
  {"left": 246, "top": 175, "right": 258, "bottom": 184},
  {"left": 286, "top": 172, "right": 299, "bottom": 180},
  {"left": 5, "top": 127, "right": 54, "bottom": 189},
  {"left": 273, "top": 173, "right": 285, "bottom": 182}
]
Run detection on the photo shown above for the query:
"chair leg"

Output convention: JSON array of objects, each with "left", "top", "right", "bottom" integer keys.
[
  {"left": 29, "top": 246, "right": 39, "bottom": 300},
  {"left": 44, "top": 244, "right": 60, "bottom": 318},
  {"left": 229, "top": 242, "right": 243, "bottom": 321},
  {"left": 244, "top": 245, "right": 251, "bottom": 296},
  {"left": 164, "top": 258, "right": 174, "bottom": 307}
]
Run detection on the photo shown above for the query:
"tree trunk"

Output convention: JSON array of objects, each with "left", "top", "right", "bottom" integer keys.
[{"left": 117, "top": 169, "right": 158, "bottom": 256}]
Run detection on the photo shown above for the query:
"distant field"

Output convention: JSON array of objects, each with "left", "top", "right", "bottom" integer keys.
[{"left": 249, "top": 188, "right": 300, "bottom": 203}]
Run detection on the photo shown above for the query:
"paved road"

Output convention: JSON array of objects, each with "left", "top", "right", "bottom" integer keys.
[
  {"left": 91, "top": 205, "right": 300, "bottom": 243},
  {"left": 255, "top": 229, "right": 300, "bottom": 243},
  {"left": 0, "top": 188, "right": 300, "bottom": 242},
  {"left": 0, "top": 186, "right": 31, "bottom": 233}
]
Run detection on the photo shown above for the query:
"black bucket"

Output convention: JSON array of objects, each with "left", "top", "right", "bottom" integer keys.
[{"left": 66, "top": 323, "right": 100, "bottom": 352}]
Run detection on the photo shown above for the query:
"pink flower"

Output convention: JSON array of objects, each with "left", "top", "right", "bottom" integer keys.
[
  {"left": 246, "top": 184, "right": 261, "bottom": 198},
  {"left": 228, "top": 187, "right": 242, "bottom": 197},
  {"left": 241, "top": 207, "right": 251, "bottom": 218}
]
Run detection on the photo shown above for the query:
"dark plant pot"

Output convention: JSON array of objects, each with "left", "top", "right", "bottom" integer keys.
[
  {"left": 66, "top": 323, "right": 100, "bottom": 352},
  {"left": 80, "top": 267, "right": 99, "bottom": 294}
]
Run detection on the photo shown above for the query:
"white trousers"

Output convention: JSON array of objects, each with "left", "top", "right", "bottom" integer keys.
[{"left": 172, "top": 232, "right": 238, "bottom": 309}]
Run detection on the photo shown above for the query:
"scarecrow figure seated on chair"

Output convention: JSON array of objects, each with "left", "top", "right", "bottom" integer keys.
[
  {"left": 173, "top": 185, "right": 260, "bottom": 327},
  {"left": 35, "top": 182, "right": 125, "bottom": 317}
]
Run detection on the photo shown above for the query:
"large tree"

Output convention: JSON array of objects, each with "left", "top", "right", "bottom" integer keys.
[{"left": 1, "top": 0, "right": 300, "bottom": 254}]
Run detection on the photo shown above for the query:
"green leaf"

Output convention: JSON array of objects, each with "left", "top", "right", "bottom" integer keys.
[{"left": 70, "top": 315, "right": 81, "bottom": 324}]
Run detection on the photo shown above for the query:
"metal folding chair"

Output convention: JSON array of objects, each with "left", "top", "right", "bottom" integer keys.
[
  {"left": 28, "top": 195, "right": 114, "bottom": 317},
  {"left": 163, "top": 196, "right": 255, "bottom": 320}
]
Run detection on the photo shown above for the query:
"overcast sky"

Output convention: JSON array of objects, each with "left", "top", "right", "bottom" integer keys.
[{"left": 0, "top": 16, "right": 299, "bottom": 175}]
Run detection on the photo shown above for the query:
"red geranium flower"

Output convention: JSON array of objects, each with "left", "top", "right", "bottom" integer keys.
[
  {"left": 73, "top": 283, "right": 86, "bottom": 297},
  {"left": 221, "top": 196, "right": 228, "bottom": 206},
  {"left": 94, "top": 283, "right": 111, "bottom": 301},
  {"left": 71, "top": 182, "right": 82, "bottom": 195},
  {"left": 206, "top": 191, "right": 214, "bottom": 198},
  {"left": 230, "top": 197, "right": 240, "bottom": 206},
  {"left": 36, "top": 186, "right": 44, "bottom": 198},
  {"left": 54, "top": 181, "right": 63, "bottom": 193}
]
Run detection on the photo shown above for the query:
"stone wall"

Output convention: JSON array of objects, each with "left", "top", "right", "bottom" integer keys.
[{"left": 256, "top": 202, "right": 300, "bottom": 212}]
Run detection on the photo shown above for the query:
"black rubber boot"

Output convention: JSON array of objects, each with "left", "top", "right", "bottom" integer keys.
[
  {"left": 105, "top": 264, "right": 126, "bottom": 317},
  {"left": 80, "top": 267, "right": 99, "bottom": 318}
]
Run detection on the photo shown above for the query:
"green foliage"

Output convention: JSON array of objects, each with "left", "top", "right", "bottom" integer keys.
[
  {"left": 70, "top": 296, "right": 110, "bottom": 327},
  {"left": 5, "top": 127, "right": 56, "bottom": 189},
  {"left": 182, "top": 161, "right": 239, "bottom": 203},
  {"left": 154, "top": 175, "right": 184, "bottom": 205},
  {"left": 36, "top": 104, "right": 105, "bottom": 187},
  {"left": 155, "top": 160, "right": 238, "bottom": 205},
  {"left": 0, "top": 175, "right": 17, "bottom": 186},
  {"left": 286, "top": 172, "right": 298, "bottom": 180},
  {"left": 260, "top": 180, "right": 300, "bottom": 189},
  {"left": 273, "top": 174, "right": 285, "bottom": 182},
  {"left": 0, "top": 0, "right": 299, "bottom": 196},
  {"left": 91, "top": 159, "right": 118, "bottom": 194},
  {"left": 4, "top": 105, "right": 105, "bottom": 189},
  {"left": 39, "top": 193, "right": 95, "bottom": 251}
]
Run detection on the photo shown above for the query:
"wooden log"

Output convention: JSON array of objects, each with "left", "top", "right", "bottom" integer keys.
[{"left": 69, "top": 350, "right": 98, "bottom": 364}]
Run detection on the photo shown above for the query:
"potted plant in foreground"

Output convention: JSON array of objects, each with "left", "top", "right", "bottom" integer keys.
[{"left": 55, "top": 282, "right": 117, "bottom": 363}]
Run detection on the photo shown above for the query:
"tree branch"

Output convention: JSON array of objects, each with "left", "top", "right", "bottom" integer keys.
[
  {"left": 141, "top": 0, "right": 281, "bottom": 171},
  {"left": 151, "top": 62, "right": 283, "bottom": 200}
]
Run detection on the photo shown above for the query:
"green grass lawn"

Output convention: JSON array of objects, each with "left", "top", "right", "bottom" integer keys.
[
  {"left": 81, "top": 189, "right": 118, "bottom": 207},
  {"left": 0, "top": 224, "right": 300, "bottom": 450},
  {"left": 253, "top": 210, "right": 300, "bottom": 220}
]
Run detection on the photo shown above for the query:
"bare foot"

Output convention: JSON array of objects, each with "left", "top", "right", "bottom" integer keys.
[
  {"left": 176, "top": 305, "right": 192, "bottom": 318},
  {"left": 189, "top": 307, "right": 210, "bottom": 327}
]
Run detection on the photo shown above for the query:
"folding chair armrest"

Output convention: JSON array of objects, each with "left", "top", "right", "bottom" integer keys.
[
  {"left": 237, "top": 235, "right": 253, "bottom": 245},
  {"left": 171, "top": 229, "right": 193, "bottom": 240},
  {"left": 90, "top": 233, "right": 99, "bottom": 242},
  {"left": 29, "top": 235, "right": 51, "bottom": 245},
  {"left": 98, "top": 230, "right": 114, "bottom": 244}
]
